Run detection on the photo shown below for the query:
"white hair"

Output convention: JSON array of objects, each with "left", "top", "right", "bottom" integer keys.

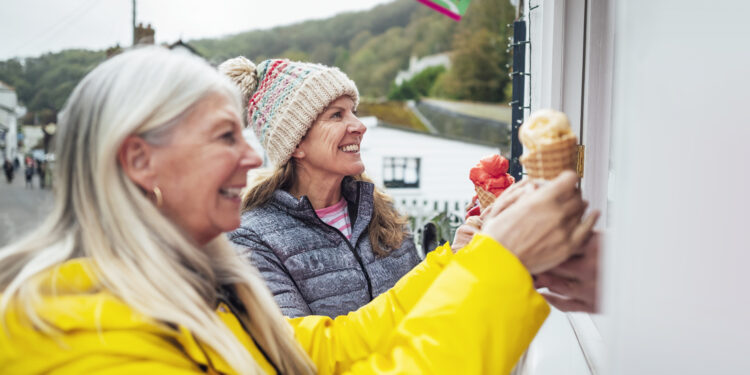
[{"left": 0, "top": 46, "right": 315, "bottom": 374}]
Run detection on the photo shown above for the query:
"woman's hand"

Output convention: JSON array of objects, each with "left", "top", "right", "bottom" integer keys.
[
  {"left": 452, "top": 179, "right": 537, "bottom": 253},
  {"left": 479, "top": 178, "right": 537, "bottom": 221},
  {"left": 451, "top": 222, "right": 481, "bottom": 253},
  {"left": 481, "top": 171, "right": 598, "bottom": 275},
  {"left": 535, "top": 231, "right": 601, "bottom": 313}
]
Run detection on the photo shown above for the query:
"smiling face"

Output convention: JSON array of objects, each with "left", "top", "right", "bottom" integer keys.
[
  {"left": 294, "top": 96, "right": 366, "bottom": 181},
  {"left": 150, "top": 93, "right": 262, "bottom": 244}
]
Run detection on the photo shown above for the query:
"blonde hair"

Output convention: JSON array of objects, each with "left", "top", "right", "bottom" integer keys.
[
  {"left": 0, "top": 47, "right": 315, "bottom": 374},
  {"left": 243, "top": 163, "right": 408, "bottom": 256}
]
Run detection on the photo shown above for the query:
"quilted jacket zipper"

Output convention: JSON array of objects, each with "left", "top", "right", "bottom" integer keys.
[{"left": 310, "top": 184, "right": 374, "bottom": 301}]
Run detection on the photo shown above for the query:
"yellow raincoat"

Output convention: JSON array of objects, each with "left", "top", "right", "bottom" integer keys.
[{"left": 0, "top": 234, "right": 549, "bottom": 374}]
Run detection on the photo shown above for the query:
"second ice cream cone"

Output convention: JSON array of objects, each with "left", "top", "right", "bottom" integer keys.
[{"left": 475, "top": 186, "right": 497, "bottom": 210}]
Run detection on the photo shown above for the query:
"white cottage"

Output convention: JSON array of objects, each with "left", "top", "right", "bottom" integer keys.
[
  {"left": 0, "top": 82, "right": 20, "bottom": 162},
  {"left": 358, "top": 116, "right": 499, "bottom": 229}
]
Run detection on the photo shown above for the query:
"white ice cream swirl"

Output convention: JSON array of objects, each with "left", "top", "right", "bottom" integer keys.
[{"left": 519, "top": 109, "right": 573, "bottom": 152}]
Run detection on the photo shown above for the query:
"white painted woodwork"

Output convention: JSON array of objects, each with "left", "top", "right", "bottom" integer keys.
[
  {"left": 605, "top": 1, "right": 750, "bottom": 373},
  {"left": 521, "top": 0, "right": 611, "bottom": 373}
]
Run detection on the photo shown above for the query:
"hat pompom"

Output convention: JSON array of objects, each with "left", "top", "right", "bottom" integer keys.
[{"left": 219, "top": 56, "right": 258, "bottom": 101}]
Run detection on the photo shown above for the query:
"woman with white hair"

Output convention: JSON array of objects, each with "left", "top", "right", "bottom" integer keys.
[{"left": 0, "top": 47, "right": 593, "bottom": 374}]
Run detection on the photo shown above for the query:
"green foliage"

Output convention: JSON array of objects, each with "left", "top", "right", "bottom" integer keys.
[
  {"left": 349, "top": 31, "right": 373, "bottom": 51},
  {"left": 332, "top": 47, "right": 350, "bottom": 68},
  {"left": 0, "top": 59, "right": 27, "bottom": 91},
  {"left": 191, "top": 0, "right": 420, "bottom": 66},
  {"left": 421, "top": 211, "right": 460, "bottom": 251},
  {"left": 0, "top": 49, "right": 104, "bottom": 122},
  {"left": 435, "top": 0, "right": 516, "bottom": 103},
  {"left": 405, "top": 8, "right": 459, "bottom": 57},
  {"left": 503, "top": 80, "right": 513, "bottom": 102},
  {"left": 388, "top": 81, "right": 419, "bottom": 101},
  {"left": 347, "top": 27, "right": 412, "bottom": 97},
  {"left": 280, "top": 49, "right": 310, "bottom": 62},
  {"left": 357, "top": 100, "right": 427, "bottom": 132},
  {"left": 428, "top": 69, "right": 456, "bottom": 99},
  {"left": 190, "top": 0, "right": 461, "bottom": 98},
  {"left": 440, "top": 28, "right": 508, "bottom": 101},
  {"left": 388, "top": 65, "right": 445, "bottom": 100}
]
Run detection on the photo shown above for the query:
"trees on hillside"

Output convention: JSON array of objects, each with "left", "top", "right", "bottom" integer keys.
[
  {"left": 388, "top": 65, "right": 446, "bottom": 101},
  {"left": 436, "top": 28, "right": 508, "bottom": 102},
  {"left": 440, "top": 0, "right": 515, "bottom": 102},
  {"left": 192, "top": 0, "right": 420, "bottom": 66},
  {"left": 191, "top": 0, "right": 466, "bottom": 99},
  {"left": 365, "top": 0, "right": 516, "bottom": 102},
  {"left": 0, "top": 0, "right": 517, "bottom": 122},
  {"left": 0, "top": 50, "right": 104, "bottom": 124}
]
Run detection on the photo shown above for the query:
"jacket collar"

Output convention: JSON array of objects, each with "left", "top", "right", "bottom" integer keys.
[
  {"left": 271, "top": 177, "right": 372, "bottom": 213},
  {"left": 270, "top": 177, "right": 375, "bottom": 240}
]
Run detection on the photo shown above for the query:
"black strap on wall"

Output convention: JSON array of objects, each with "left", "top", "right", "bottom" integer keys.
[{"left": 509, "top": 20, "right": 527, "bottom": 181}]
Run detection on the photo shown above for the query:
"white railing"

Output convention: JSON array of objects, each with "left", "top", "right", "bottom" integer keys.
[{"left": 394, "top": 198, "right": 471, "bottom": 252}]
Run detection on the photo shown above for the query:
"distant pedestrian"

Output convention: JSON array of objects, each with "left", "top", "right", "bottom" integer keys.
[
  {"left": 24, "top": 164, "right": 34, "bottom": 189},
  {"left": 13, "top": 157, "right": 19, "bottom": 171},
  {"left": 3, "top": 160, "right": 13, "bottom": 183},
  {"left": 37, "top": 161, "right": 46, "bottom": 189}
]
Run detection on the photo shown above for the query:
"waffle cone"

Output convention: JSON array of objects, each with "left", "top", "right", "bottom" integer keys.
[
  {"left": 475, "top": 186, "right": 496, "bottom": 210},
  {"left": 520, "top": 135, "right": 578, "bottom": 180}
]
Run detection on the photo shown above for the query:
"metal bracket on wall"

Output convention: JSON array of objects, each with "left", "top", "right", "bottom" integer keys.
[{"left": 577, "top": 144, "right": 585, "bottom": 178}]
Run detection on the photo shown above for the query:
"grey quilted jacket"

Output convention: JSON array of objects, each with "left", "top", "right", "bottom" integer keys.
[{"left": 228, "top": 178, "right": 421, "bottom": 318}]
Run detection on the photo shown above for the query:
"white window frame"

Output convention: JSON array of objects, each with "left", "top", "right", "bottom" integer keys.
[
  {"left": 382, "top": 156, "right": 421, "bottom": 189},
  {"left": 518, "top": 0, "right": 615, "bottom": 374}
]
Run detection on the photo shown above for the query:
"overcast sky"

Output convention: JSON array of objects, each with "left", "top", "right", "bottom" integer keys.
[{"left": 0, "top": 0, "right": 395, "bottom": 61}]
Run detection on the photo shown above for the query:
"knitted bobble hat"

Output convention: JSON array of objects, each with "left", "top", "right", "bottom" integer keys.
[{"left": 219, "top": 57, "right": 359, "bottom": 167}]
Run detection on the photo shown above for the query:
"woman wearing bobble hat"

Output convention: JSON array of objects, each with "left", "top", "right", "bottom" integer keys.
[{"left": 220, "top": 57, "right": 422, "bottom": 318}]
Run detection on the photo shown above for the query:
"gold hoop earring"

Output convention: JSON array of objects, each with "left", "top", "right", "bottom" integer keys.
[{"left": 153, "top": 186, "right": 163, "bottom": 207}]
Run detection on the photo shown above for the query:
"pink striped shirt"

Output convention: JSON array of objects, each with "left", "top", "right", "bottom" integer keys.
[{"left": 315, "top": 198, "right": 352, "bottom": 240}]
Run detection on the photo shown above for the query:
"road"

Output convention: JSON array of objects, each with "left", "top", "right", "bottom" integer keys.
[{"left": 0, "top": 172, "right": 53, "bottom": 246}]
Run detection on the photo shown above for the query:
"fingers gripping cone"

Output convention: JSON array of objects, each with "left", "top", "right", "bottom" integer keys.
[{"left": 519, "top": 109, "right": 578, "bottom": 180}]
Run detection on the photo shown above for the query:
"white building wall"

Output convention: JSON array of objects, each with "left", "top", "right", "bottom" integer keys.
[
  {"left": 20, "top": 126, "right": 44, "bottom": 154},
  {"left": 0, "top": 85, "right": 19, "bottom": 161},
  {"left": 6, "top": 116, "right": 17, "bottom": 161},
  {"left": 0, "top": 87, "right": 16, "bottom": 108},
  {"left": 606, "top": 1, "right": 750, "bottom": 373}
]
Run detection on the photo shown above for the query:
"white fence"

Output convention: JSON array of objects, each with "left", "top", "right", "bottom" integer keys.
[{"left": 394, "top": 197, "right": 471, "bottom": 252}]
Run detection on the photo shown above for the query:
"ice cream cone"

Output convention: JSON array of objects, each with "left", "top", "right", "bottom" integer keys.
[
  {"left": 520, "top": 134, "right": 578, "bottom": 180},
  {"left": 475, "top": 186, "right": 496, "bottom": 210}
]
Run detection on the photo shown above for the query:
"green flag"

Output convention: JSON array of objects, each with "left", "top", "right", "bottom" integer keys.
[{"left": 416, "top": 0, "right": 471, "bottom": 21}]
